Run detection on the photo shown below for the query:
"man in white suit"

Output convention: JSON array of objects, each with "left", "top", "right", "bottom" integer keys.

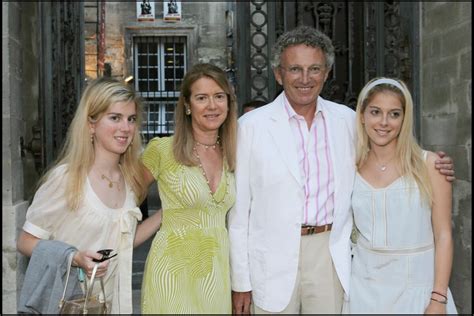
[
  {"left": 229, "top": 25, "right": 353, "bottom": 314},
  {"left": 228, "top": 26, "right": 454, "bottom": 314}
]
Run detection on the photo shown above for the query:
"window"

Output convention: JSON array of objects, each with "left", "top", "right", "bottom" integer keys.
[{"left": 133, "top": 36, "right": 186, "bottom": 141}]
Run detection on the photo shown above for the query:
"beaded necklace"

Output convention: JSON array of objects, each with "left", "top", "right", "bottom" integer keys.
[
  {"left": 193, "top": 146, "right": 229, "bottom": 206},
  {"left": 195, "top": 136, "right": 220, "bottom": 150}
]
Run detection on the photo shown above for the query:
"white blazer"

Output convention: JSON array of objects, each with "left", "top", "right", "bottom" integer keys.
[{"left": 228, "top": 92, "right": 356, "bottom": 312}]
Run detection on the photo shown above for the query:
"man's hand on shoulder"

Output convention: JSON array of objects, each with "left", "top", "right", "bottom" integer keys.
[{"left": 435, "top": 151, "right": 455, "bottom": 182}]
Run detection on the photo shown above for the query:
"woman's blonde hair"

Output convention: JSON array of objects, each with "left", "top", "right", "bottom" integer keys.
[
  {"left": 40, "top": 77, "right": 148, "bottom": 210},
  {"left": 355, "top": 77, "right": 433, "bottom": 205},
  {"left": 173, "top": 63, "right": 237, "bottom": 171}
]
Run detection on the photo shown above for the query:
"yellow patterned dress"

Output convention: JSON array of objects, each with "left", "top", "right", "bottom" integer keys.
[{"left": 141, "top": 136, "right": 235, "bottom": 314}]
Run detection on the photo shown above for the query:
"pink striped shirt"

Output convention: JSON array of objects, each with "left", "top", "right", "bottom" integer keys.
[{"left": 284, "top": 94, "right": 335, "bottom": 226}]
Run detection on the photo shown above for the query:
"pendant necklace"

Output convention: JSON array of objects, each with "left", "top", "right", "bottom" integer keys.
[
  {"left": 378, "top": 164, "right": 387, "bottom": 172},
  {"left": 96, "top": 167, "right": 122, "bottom": 191},
  {"left": 101, "top": 174, "right": 120, "bottom": 190},
  {"left": 373, "top": 153, "right": 395, "bottom": 172}
]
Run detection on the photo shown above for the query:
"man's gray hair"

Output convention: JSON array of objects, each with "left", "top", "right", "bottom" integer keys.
[{"left": 271, "top": 25, "right": 335, "bottom": 70}]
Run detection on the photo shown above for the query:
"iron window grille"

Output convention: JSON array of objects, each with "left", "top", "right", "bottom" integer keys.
[{"left": 133, "top": 36, "right": 187, "bottom": 142}]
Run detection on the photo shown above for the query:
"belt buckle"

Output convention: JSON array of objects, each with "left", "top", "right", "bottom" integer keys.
[{"left": 302, "top": 225, "right": 313, "bottom": 235}]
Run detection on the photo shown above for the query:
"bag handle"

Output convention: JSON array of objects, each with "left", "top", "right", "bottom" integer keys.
[
  {"left": 83, "top": 263, "right": 99, "bottom": 314},
  {"left": 59, "top": 252, "right": 107, "bottom": 314},
  {"left": 83, "top": 260, "right": 106, "bottom": 314},
  {"left": 59, "top": 252, "right": 76, "bottom": 310}
]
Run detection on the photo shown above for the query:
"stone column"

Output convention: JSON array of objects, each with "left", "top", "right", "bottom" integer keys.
[
  {"left": 2, "top": 2, "right": 40, "bottom": 313},
  {"left": 3, "top": 2, "right": 26, "bottom": 313},
  {"left": 421, "top": 2, "right": 471, "bottom": 314}
]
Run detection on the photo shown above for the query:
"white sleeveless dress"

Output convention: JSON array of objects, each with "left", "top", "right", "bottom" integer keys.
[{"left": 347, "top": 163, "right": 457, "bottom": 313}]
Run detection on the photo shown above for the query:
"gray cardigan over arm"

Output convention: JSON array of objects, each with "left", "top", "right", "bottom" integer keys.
[{"left": 18, "top": 239, "right": 83, "bottom": 314}]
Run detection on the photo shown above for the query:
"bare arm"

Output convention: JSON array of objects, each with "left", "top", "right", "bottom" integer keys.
[
  {"left": 133, "top": 166, "right": 163, "bottom": 248},
  {"left": 134, "top": 209, "right": 162, "bottom": 248},
  {"left": 17, "top": 230, "right": 41, "bottom": 257},
  {"left": 143, "top": 165, "right": 156, "bottom": 188},
  {"left": 424, "top": 152, "right": 453, "bottom": 314}
]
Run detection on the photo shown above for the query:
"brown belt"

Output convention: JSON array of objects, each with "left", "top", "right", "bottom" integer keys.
[{"left": 301, "top": 224, "right": 332, "bottom": 236}]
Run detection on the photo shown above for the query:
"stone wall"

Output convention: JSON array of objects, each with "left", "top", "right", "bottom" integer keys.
[
  {"left": 421, "top": 2, "right": 471, "bottom": 314},
  {"left": 2, "top": 2, "right": 39, "bottom": 313},
  {"left": 84, "top": 2, "right": 228, "bottom": 79}
]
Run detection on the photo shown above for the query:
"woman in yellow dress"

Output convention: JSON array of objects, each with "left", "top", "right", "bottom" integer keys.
[{"left": 141, "top": 63, "right": 237, "bottom": 313}]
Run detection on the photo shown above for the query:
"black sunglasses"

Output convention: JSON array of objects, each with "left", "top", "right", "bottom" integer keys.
[{"left": 93, "top": 249, "right": 118, "bottom": 262}]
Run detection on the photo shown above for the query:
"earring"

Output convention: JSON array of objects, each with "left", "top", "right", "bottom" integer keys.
[
  {"left": 186, "top": 107, "right": 191, "bottom": 115},
  {"left": 90, "top": 134, "right": 94, "bottom": 144}
]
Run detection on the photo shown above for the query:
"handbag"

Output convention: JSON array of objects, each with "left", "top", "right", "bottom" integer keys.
[{"left": 59, "top": 252, "right": 108, "bottom": 314}]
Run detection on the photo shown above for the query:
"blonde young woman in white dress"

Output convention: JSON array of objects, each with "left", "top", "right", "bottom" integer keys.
[
  {"left": 17, "top": 77, "right": 162, "bottom": 313},
  {"left": 347, "top": 77, "right": 457, "bottom": 314}
]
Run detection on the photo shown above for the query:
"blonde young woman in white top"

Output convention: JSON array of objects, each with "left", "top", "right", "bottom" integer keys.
[
  {"left": 347, "top": 78, "right": 457, "bottom": 314},
  {"left": 17, "top": 77, "right": 162, "bottom": 313}
]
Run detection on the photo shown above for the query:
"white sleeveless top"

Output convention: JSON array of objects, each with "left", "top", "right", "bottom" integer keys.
[{"left": 346, "top": 151, "right": 457, "bottom": 314}]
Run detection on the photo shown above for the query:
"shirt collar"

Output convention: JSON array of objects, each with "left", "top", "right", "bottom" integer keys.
[{"left": 283, "top": 93, "right": 325, "bottom": 120}]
